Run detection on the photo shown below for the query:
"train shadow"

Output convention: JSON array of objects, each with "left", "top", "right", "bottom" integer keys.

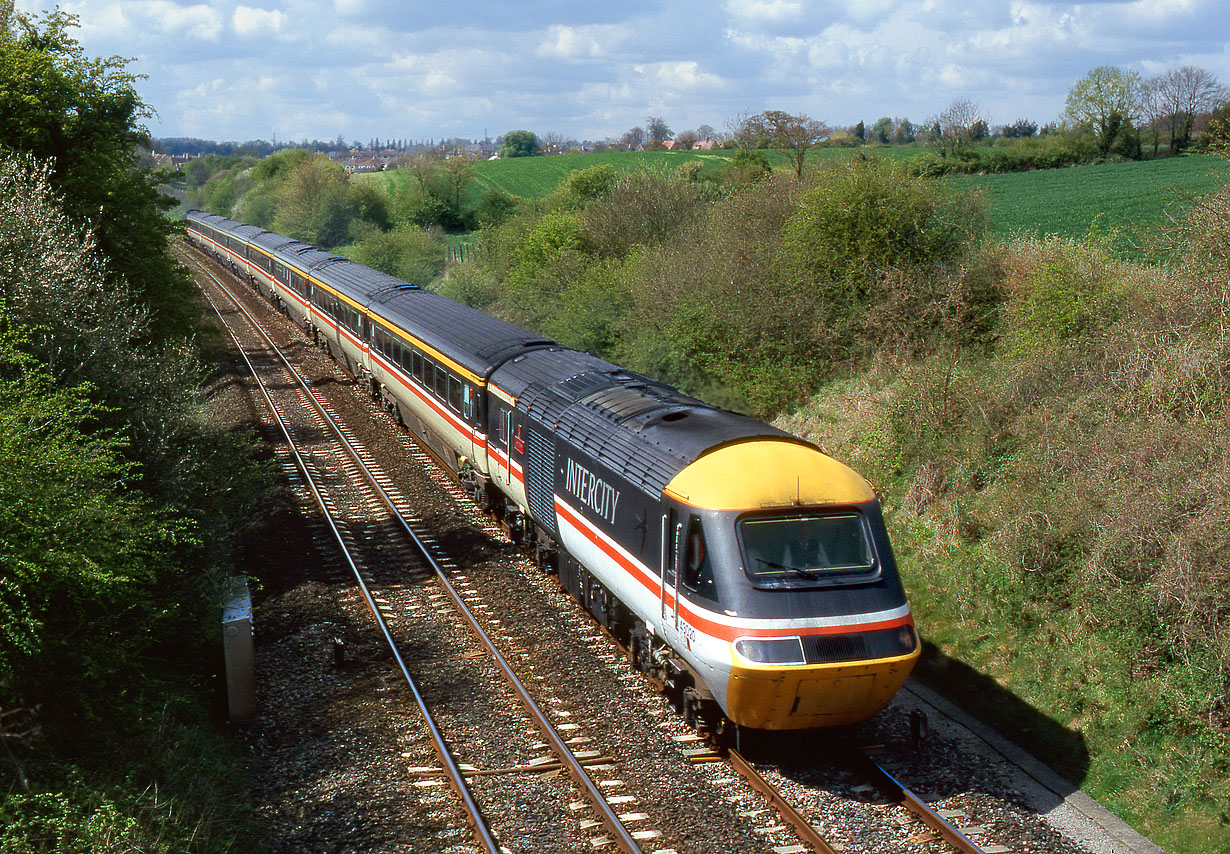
[{"left": 740, "top": 639, "right": 1091, "bottom": 816}]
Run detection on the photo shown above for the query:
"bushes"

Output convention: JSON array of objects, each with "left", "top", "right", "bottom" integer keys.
[
  {"left": 1, "top": 150, "right": 265, "bottom": 852},
  {"left": 1000, "top": 236, "right": 1122, "bottom": 352},
  {"left": 463, "top": 157, "right": 996, "bottom": 416},
  {"left": 783, "top": 221, "right": 1230, "bottom": 848},
  {"left": 352, "top": 224, "right": 446, "bottom": 285},
  {"left": 906, "top": 133, "right": 1108, "bottom": 176}
]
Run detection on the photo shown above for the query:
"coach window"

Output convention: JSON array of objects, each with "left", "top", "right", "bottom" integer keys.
[
  {"left": 448, "top": 376, "right": 463, "bottom": 413},
  {"left": 434, "top": 363, "right": 448, "bottom": 400},
  {"left": 399, "top": 344, "right": 412, "bottom": 373},
  {"left": 412, "top": 351, "right": 422, "bottom": 381}
]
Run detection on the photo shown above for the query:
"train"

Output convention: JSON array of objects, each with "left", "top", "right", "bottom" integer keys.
[{"left": 184, "top": 209, "right": 920, "bottom": 733}]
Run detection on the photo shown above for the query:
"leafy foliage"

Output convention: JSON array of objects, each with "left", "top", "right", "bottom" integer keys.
[
  {"left": 352, "top": 223, "right": 447, "bottom": 284},
  {"left": 499, "top": 130, "right": 539, "bottom": 158},
  {"left": 0, "top": 20, "right": 266, "bottom": 840},
  {"left": 0, "top": 9, "right": 195, "bottom": 340}
]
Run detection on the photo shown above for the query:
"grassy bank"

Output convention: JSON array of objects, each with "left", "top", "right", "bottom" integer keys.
[{"left": 776, "top": 228, "right": 1230, "bottom": 852}]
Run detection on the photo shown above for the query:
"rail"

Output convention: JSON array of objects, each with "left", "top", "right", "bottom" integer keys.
[{"left": 192, "top": 254, "right": 643, "bottom": 854}]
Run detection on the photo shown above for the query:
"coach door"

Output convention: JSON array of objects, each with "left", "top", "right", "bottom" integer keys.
[
  {"left": 490, "top": 399, "right": 513, "bottom": 492},
  {"left": 660, "top": 509, "right": 682, "bottom": 634}
]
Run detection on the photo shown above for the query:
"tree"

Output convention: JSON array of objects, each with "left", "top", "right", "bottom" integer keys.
[
  {"left": 1065, "top": 66, "right": 1144, "bottom": 154},
  {"left": 1147, "top": 66, "right": 1228, "bottom": 154},
  {"left": 0, "top": 8, "right": 196, "bottom": 340},
  {"left": 646, "top": 116, "right": 673, "bottom": 148},
  {"left": 928, "top": 97, "right": 985, "bottom": 157},
  {"left": 273, "top": 155, "right": 356, "bottom": 247},
  {"left": 891, "top": 118, "right": 916, "bottom": 145},
  {"left": 696, "top": 123, "right": 717, "bottom": 142},
  {"left": 745, "top": 110, "right": 830, "bottom": 179},
  {"left": 870, "top": 117, "right": 894, "bottom": 144},
  {"left": 675, "top": 129, "right": 699, "bottom": 150},
  {"left": 727, "top": 111, "right": 761, "bottom": 151},
  {"left": 1002, "top": 118, "right": 1038, "bottom": 139},
  {"left": 439, "top": 153, "right": 477, "bottom": 216},
  {"left": 621, "top": 126, "right": 645, "bottom": 150},
  {"left": 499, "top": 129, "right": 539, "bottom": 158}
]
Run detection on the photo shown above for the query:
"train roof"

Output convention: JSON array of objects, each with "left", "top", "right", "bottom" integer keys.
[
  {"left": 370, "top": 289, "right": 554, "bottom": 379},
  {"left": 495, "top": 349, "right": 804, "bottom": 497},
  {"left": 187, "top": 209, "right": 554, "bottom": 380}
]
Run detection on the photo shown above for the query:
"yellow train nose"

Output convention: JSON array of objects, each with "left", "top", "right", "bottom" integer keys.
[{"left": 724, "top": 648, "right": 920, "bottom": 729}]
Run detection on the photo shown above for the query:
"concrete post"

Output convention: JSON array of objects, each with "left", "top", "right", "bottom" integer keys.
[{"left": 222, "top": 577, "right": 256, "bottom": 720}]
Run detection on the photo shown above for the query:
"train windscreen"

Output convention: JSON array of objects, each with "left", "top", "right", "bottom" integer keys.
[{"left": 738, "top": 513, "right": 875, "bottom": 586}]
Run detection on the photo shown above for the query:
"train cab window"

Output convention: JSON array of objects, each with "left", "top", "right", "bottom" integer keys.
[
  {"left": 448, "top": 376, "right": 463, "bottom": 413},
  {"left": 739, "top": 513, "right": 877, "bottom": 588},
  {"left": 681, "top": 516, "right": 717, "bottom": 601}
]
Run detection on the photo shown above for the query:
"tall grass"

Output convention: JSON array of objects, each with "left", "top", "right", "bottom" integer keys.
[{"left": 778, "top": 206, "right": 1230, "bottom": 851}]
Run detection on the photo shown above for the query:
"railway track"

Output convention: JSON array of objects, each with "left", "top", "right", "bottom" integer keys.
[
  {"left": 185, "top": 244, "right": 1101, "bottom": 854},
  {"left": 192, "top": 255, "right": 653, "bottom": 852}
]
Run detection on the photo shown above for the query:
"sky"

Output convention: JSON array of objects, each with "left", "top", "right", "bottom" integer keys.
[{"left": 14, "top": 0, "right": 1230, "bottom": 144}]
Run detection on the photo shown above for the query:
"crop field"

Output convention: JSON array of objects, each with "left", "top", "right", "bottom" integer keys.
[
  {"left": 953, "top": 154, "right": 1230, "bottom": 255},
  {"left": 363, "top": 147, "right": 1228, "bottom": 259},
  {"left": 362, "top": 146, "right": 924, "bottom": 204}
]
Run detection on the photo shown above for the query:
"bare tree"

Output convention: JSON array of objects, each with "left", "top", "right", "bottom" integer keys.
[
  {"left": 399, "top": 148, "right": 441, "bottom": 189},
  {"left": 621, "top": 125, "right": 645, "bottom": 150},
  {"left": 1148, "top": 66, "right": 1228, "bottom": 154},
  {"left": 696, "top": 123, "right": 717, "bottom": 142},
  {"left": 646, "top": 116, "right": 673, "bottom": 148},
  {"left": 726, "top": 111, "right": 760, "bottom": 151},
  {"left": 745, "top": 110, "right": 830, "bottom": 179},
  {"left": 929, "top": 97, "right": 985, "bottom": 157},
  {"left": 540, "top": 131, "right": 566, "bottom": 155},
  {"left": 675, "top": 129, "right": 699, "bottom": 150},
  {"left": 440, "top": 152, "right": 477, "bottom": 212}
]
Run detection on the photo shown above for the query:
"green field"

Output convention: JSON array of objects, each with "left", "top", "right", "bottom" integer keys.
[
  {"left": 362, "top": 146, "right": 922, "bottom": 202},
  {"left": 954, "top": 154, "right": 1230, "bottom": 254},
  {"left": 363, "top": 148, "right": 1228, "bottom": 259}
]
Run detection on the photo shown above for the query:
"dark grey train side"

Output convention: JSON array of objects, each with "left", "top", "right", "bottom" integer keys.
[{"left": 185, "top": 209, "right": 920, "bottom": 731}]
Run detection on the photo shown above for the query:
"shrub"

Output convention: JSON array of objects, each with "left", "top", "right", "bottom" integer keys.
[
  {"left": 352, "top": 224, "right": 446, "bottom": 285},
  {"left": 475, "top": 187, "right": 519, "bottom": 227},
  {"left": 395, "top": 188, "right": 453, "bottom": 230},
  {"left": 566, "top": 164, "right": 616, "bottom": 200},
  {"left": 776, "top": 156, "right": 989, "bottom": 366},
  {"left": 999, "top": 236, "right": 1122, "bottom": 354},
  {"left": 579, "top": 170, "right": 714, "bottom": 258}
]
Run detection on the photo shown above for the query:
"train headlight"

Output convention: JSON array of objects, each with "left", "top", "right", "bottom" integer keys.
[{"left": 734, "top": 636, "right": 805, "bottom": 665}]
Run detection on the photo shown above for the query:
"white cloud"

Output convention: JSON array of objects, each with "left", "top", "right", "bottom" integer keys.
[
  {"left": 233, "top": 6, "right": 286, "bottom": 37},
  {"left": 633, "top": 61, "right": 724, "bottom": 92},
  {"left": 535, "top": 24, "right": 627, "bottom": 59},
  {"left": 134, "top": 1, "right": 222, "bottom": 41},
  {"left": 723, "top": 0, "right": 804, "bottom": 24}
]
